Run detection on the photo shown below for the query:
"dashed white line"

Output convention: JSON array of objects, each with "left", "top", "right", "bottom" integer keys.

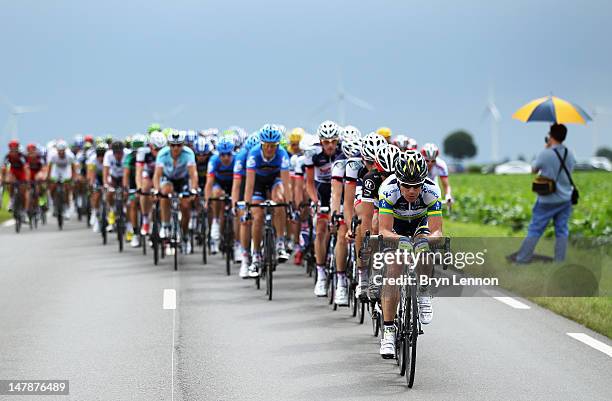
[
  {"left": 567, "top": 333, "right": 612, "bottom": 357},
  {"left": 163, "top": 289, "right": 176, "bottom": 310},
  {"left": 493, "top": 296, "right": 531, "bottom": 309}
]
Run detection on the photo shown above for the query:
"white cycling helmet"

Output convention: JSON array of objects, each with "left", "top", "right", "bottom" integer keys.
[
  {"left": 167, "top": 129, "right": 186, "bottom": 145},
  {"left": 56, "top": 140, "right": 68, "bottom": 151},
  {"left": 150, "top": 131, "right": 167, "bottom": 149},
  {"left": 342, "top": 125, "right": 362, "bottom": 140},
  {"left": 407, "top": 137, "right": 418, "bottom": 151},
  {"left": 420, "top": 143, "right": 439, "bottom": 161},
  {"left": 317, "top": 120, "right": 341, "bottom": 140},
  {"left": 392, "top": 134, "right": 409, "bottom": 151},
  {"left": 341, "top": 136, "right": 362, "bottom": 158},
  {"left": 299, "top": 133, "right": 318, "bottom": 151},
  {"left": 375, "top": 144, "right": 401, "bottom": 173},
  {"left": 361, "top": 132, "right": 387, "bottom": 162}
]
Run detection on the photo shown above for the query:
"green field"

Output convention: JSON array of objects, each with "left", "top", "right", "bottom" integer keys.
[
  {"left": 445, "top": 172, "right": 612, "bottom": 338},
  {"left": 0, "top": 190, "right": 9, "bottom": 223}
]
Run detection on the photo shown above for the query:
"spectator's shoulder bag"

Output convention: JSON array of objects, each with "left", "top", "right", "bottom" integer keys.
[
  {"left": 531, "top": 150, "right": 560, "bottom": 195},
  {"left": 553, "top": 148, "right": 579, "bottom": 205}
]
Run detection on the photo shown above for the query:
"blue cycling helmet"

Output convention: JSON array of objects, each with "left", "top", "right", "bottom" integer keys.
[
  {"left": 73, "top": 135, "right": 84, "bottom": 148},
  {"left": 216, "top": 138, "right": 234, "bottom": 154},
  {"left": 185, "top": 130, "right": 197, "bottom": 145},
  {"left": 194, "top": 136, "right": 212, "bottom": 155},
  {"left": 259, "top": 124, "right": 282, "bottom": 143},
  {"left": 245, "top": 132, "right": 261, "bottom": 151}
]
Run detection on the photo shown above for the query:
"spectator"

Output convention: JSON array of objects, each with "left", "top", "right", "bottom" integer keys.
[{"left": 515, "top": 123, "right": 576, "bottom": 263}]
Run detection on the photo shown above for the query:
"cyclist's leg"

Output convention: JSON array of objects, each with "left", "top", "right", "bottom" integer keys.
[
  {"left": 140, "top": 176, "right": 153, "bottom": 233},
  {"left": 271, "top": 178, "right": 289, "bottom": 261},
  {"left": 159, "top": 177, "right": 173, "bottom": 233}
]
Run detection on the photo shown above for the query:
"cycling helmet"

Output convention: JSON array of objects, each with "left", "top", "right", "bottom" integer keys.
[
  {"left": 26, "top": 143, "right": 37, "bottom": 152},
  {"left": 167, "top": 129, "right": 186, "bottom": 145},
  {"left": 342, "top": 125, "right": 362, "bottom": 140},
  {"left": 73, "top": 135, "right": 84, "bottom": 148},
  {"left": 288, "top": 127, "right": 305, "bottom": 144},
  {"left": 148, "top": 123, "right": 161, "bottom": 134},
  {"left": 361, "top": 133, "right": 387, "bottom": 162},
  {"left": 132, "top": 134, "right": 146, "bottom": 149},
  {"left": 395, "top": 151, "right": 428, "bottom": 186},
  {"left": 317, "top": 120, "right": 341, "bottom": 140},
  {"left": 8, "top": 139, "right": 19, "bottom": 150},
  {"left": 245, "top": 132, "right": 261, "bottom": 151},
  {"left": 111, "top": 141, "right": 124, "bottom": 153},
  {"left": 392, "top": 134, "right": 409, "bottom": 150},
  {"left": 276, "top": 124, "right": 287, "bottom": 136},
  {"left": 104, "top": 134, "right": 113, "bottom": 144},
  {"left": 150, "top": 131, "right": 167, "bottom": 149},
  {"left": 216, "top": 137, "right": 234, "bottom": 154},
  {"left": 375, "top": 144, "right": 401, "bottom": 174},
  {"left": 341, "top": 136, "right": 362, "bottom": 158},
  {"left": 185, "top": 130, "right": 197, "bottom": 145},
  {"left": 95, "top": 142, "right": 108, "bottom": 156},
  {"left": 259, "top": 124, "right": 282, "bottom": 143},
  {"left": 124, "top": 135, "right": 133, "bottom": 148},
  {"left": 376, "top": 126, "right": 392, "bottom": 139},
  {"left": 194, "top": 136, "right": 213, "bottom": 155},
  {"left": 300, "top": 133, "right": 319, "bottom": 151},
  {"left": 84, "top": 134, "right": 94, "bottom": 144},
  {"left": 421, "top": 143, "right": 439, "bottom": 161},
  {"left": 407, "top": 137, "right": 418, "bottom": 151},
  {"left": 56, "top": 140, "right": 68, "bottom": 151}
]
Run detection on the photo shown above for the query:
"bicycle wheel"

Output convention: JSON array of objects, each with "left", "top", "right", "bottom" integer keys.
[
  {"left": 117, "top": 213, "right": 124, "bottom": 253},
  {"left": 359, "top": 298, "right": 366, "bottom": 324},
  {"left": 201, "top": 210, "right": 208, "bottom": 264},
  {"left": 172, "top": 215, "right": 179, "bottom": 271},
  {"left": 101, "top": 204, "right": 108, "bottom": 245},
  {"left": 265, "top": 229, "right": 274, "bottom": 301},
  {"left": 13, "top": 198, "right": 21, "bottom": 234},
  {"left": 371, "top": 303, "right": 380, "bottom": 337},
  {"left": 225, "top": 215, "right": 233, "bottom": 275},
  {"left": 56, "top": 190, "right": 64, "bottom": 230},
  {"left": 406, "top": 283, "right": 419, "bottom": 387}
]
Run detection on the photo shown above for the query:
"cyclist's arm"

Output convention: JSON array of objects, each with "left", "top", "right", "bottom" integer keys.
[
  {"left": 188, "top": 164, "right": 197, "bottom": 191},
  {"left": 378, "top": 212, "right": 399, "bottom": 239},
  {"left": 204, "top": 173, "right": 215, "bottom": 201},
  {"left": 305, "top": 167, "right": 317, "bottom": 204},
  {"left": 230, "top": 175, "right": 241, "bottom": 207},
  {"left": 427, "top": 215, "right": 443, "bottom": 238},
  {"left": 122, "top": 167, "right": 130, "bottom": 189},
  {"left": 135, "top": 164, "right": 143, "bottom": 190},
  {"left": 360, "top": 201, "right": 374, "bottom": 233},
  {"left": 153, "top": 165, "right": 162, "bottom": 192},
  {"left": 244, "top": 169, "right": 255, "bottom": 204},
  {"left": 330, "top": 178, "right": 343, "bottom": 217},
  {"left": 86, "top": 164, "right": 96, "bottom": 186},
  {"left": 439, "top": 176, "right": 452, "bottom": 201},
  {"left": 102, "top": 166, "right": 110, "bottom": 187},
  {"left": 343, "top": 181, "right": 357, "bottom": 231},
  {"left": 292, "top": 176, "right": 303, "bottom": 206},
  {"left": 46, "top": 162, "right": 54, "bottom": 181},
  {"left": 71, "top": 162, "right": 78, "bottom": 180},
  {"left": 280, "top": 170, "right": 290, "bottom": 203}
]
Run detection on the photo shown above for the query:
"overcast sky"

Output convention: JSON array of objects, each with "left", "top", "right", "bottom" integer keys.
[{"left": 1, "top": 0, "right": 611, "bottom": 162}]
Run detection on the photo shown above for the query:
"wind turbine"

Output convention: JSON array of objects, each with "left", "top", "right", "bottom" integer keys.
[
  {"left": 310, "top": 74, "right": 373, "bottom": 126},
  {"left": 591, "top": 106, "right": 611, "bottom": 155},
  {"left": 152, "top": 104, "right": 185, "bottom": 126},
  {"left": 481, "top": 86, "right": 501, "bottom": 162},
  {"left": 1, "top": 94, "right": 44, "bottom": 141}
]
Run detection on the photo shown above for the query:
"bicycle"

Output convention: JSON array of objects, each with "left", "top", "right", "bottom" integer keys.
[
  {"left": 10, "top": 182, "right": 27, "bottom": 233},
  {"left": 197, "top": 196, "right": 209, "bottom": 265},
  {"left": 299, "top": 202, "right": 316, "bottom": 279},
  {"left": 158, "top": 191, "right": 194, "bottom": 271},
  {"left": 52, "top": 179, "right": 68, "bottom": 230},
  {"left": 239, "top": 201, "right": 291, "bottom": 301},
  {"left": 209, "top": 196, "right": 234, "bottom": 276},
  {"left": 347, "top": 216, "right": 365, "bottom": 322},
  {"left": 108, "top": 186, "right": 126, "bottom": 252},
  {"left": 325, "top": 210, "right": 342, "bottom": 310}
]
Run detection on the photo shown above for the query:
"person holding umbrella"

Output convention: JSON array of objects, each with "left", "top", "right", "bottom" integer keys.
[{"left": 510, "top": 95, "right": 588, "bottom": 263}]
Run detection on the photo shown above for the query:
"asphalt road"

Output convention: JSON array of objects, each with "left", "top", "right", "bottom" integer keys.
[{"left": 0, "top": 218, "right": 610, "bottom": 401}]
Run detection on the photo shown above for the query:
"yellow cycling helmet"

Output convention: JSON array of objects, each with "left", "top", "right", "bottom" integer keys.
[
  {"left": 376, "top": 126, "right": 392, "bottom": 138},
  {"left": 288, "top": 127, "right": 305, "bottom": 144}
]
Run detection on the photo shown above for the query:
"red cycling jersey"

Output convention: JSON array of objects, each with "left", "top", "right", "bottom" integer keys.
[
  {"left": 3, "top": 151, "right": 28, "bottom": 181},
  {"left": 26, "top": 154, "right": 45, "bottom": 180}
]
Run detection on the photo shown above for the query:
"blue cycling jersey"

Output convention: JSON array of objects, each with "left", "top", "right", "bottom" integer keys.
[
  {"left": 233, "top": 148, "right": 249, "bottom": 178},
  {"left": 246, "top": 145, "right": 290, "bottom": 177},
  {"left": 155, "top": 146, "right": 196, "bottom": 180},
  {"left": 207, "top": 153, "right": 235, "bottom": 182}
]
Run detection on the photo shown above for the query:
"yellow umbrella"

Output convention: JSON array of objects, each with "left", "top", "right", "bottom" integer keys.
[{"left": 513, "top": 95, "right": 592, "bottom": 125}]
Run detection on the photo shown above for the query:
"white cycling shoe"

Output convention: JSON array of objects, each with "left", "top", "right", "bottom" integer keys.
[
  {"left": 159, "top": 226, "right": 167, "bottom": 239},
  {"left": 248, "top": 259, "right": 260, "bottom": 278},
  {"left": 234, "top": 243, "right": 242, "bottom": 263},
  {"left": 379, "top": 326, "right": 396, "bottom": 359},
  {"left": 335, "top": 285, "right": 349, "bottom": 306},
  {"left": 314, "top": 277, "right": 327, "bottom": 297},
  {"left": 418, "top": 295, "right": 433, "bottom": 325},
  {"left": 130, "top": 236, "right": 140, "bottom": 248},
  {"left": 92, "top": 218, "right": 100, "bottom": 233},
  {"left": 239, "top": 259, "right": 250, "bottom": 279},
  {"left": 210, "top": 221, "right": 220, "bottom": 241}
]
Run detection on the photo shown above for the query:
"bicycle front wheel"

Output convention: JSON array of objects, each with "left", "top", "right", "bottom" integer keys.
[
  {"left": 406, "top": 283, "right": 419, "bottom": 387},
  {"left": 265, "top": 229, "right": 274, "bottom": 300}
]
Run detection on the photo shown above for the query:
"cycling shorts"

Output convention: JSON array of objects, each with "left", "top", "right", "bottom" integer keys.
[
  {"left": 213, "top": 180, "right": 233, "bottom": 195},
  {"left": 253, "top": 173, "right": 282, "bottom": 201}
]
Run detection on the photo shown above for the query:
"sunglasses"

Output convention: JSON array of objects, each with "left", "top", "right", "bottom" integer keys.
[
  {"left": 170, "top": 144, "right": 182, "bottom": 148},
  {"left": 262, "top": 142, "right": 279, "bottom": 147},
  {"left": 220, "top": 152, "right": 232, "bottom": 157},
  {"left": 400, "top": 183, "right": 423, "bottom": 190},
  {"left": 321, "top": 139, "right": 337, "bottom": 145}
]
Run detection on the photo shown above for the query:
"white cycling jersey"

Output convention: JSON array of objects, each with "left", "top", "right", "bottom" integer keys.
[
  {"left": 103, "top": 149, "right": 128, "bottom": 178},
  {"left": 427, "top": 157, "right": 449, "bottom": 180},
  {"left": 48, "top": 150, "right": 76, "bottom": 181}
]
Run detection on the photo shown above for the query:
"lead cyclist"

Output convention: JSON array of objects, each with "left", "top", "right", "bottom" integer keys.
[{"left": 376, "top": 150, "right": 444, "bottom": 359}]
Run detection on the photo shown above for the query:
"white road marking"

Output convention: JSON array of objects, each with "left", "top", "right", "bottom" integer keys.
[
  {"left": 493, "top": 296, "right": 531, "bottom": 309},
  {"left": 2, "top": 220, "right": 15, "bottom": 227},
  {"left": 567, "top": 333, "right": 612, "bottom": 357},
  {"left": 163, "top": 289, "right": 176, "bottom": 310}
]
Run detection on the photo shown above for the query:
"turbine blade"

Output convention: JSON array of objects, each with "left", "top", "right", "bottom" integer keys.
[
  {"left": 344, "top": 94, "right": 373, "bottom": 111},
  {"left": 309, "top": 98, "right": 336, "bottom": 118},
  {"left": 13, "top": 105, "right": 45, "bottom": 114},
  {"left": 488, "top": 103, "right": 501, "bottom": 121}
]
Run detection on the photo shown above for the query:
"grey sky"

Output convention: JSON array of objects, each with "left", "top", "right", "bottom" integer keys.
[{"left": 1, "top": 0, "right": 611, "bottom": 161}]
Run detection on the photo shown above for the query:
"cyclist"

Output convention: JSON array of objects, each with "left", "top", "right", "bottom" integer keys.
[
  {"left": 184, "top": 130, "right": 197, "bottom": 151},
  {"left": 102, "top": 141, "right": 128, "bottom": 231},
  {"left": 25, "top": 143, "right": 48, "bottom": 213},
  {"left": 87, "top": 142, "right": 107, "bottom": 233},
  {"left": 406, "top": 137, "right": 418, "bottom": 151},
  {"left": 376, "top": 127, "right": 392, "bottom": 144},
  {"left": 232, "top": 132, "right": 261, "bottom": 277},
  {"left": 304, "top": 120, "right": 345, "bottom": 297},
  {"left": 377, "top": 151, "right": 443, "bottom": 358},
  {"left": 74, "top": 136, "right": 92, "bottom": 217},
  {"left": 47, "top": 140, "right": 77, "bottom": 219},
  {"left": 244, "top": 124, "right": 291, "bottom": 277},
  {"left": 287, "top": 127, "right": 305, "bottom": 262},
  {"left": 1, "top": 140, "right": 30, "bottom": 212},
  {"left": 292, "top": 133, "right": 318, "bottom": 265},
  {"left": 136, "top": 131, "right": 166, "bottom": 236},
  {"left": 392, "top": 134, "right": 410, "bottom": 151},
  {"left": 204, "top": 137, "right": 235, "bottom": 254},
  {"left": 153, "top": 130, "right": 198, "bottom": 253},
  {"left": 421, "top": 143, "right": 452, "bottom": 208},
  {"left": 122, "top": 134, "right": 147, "bottom": 247}
]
